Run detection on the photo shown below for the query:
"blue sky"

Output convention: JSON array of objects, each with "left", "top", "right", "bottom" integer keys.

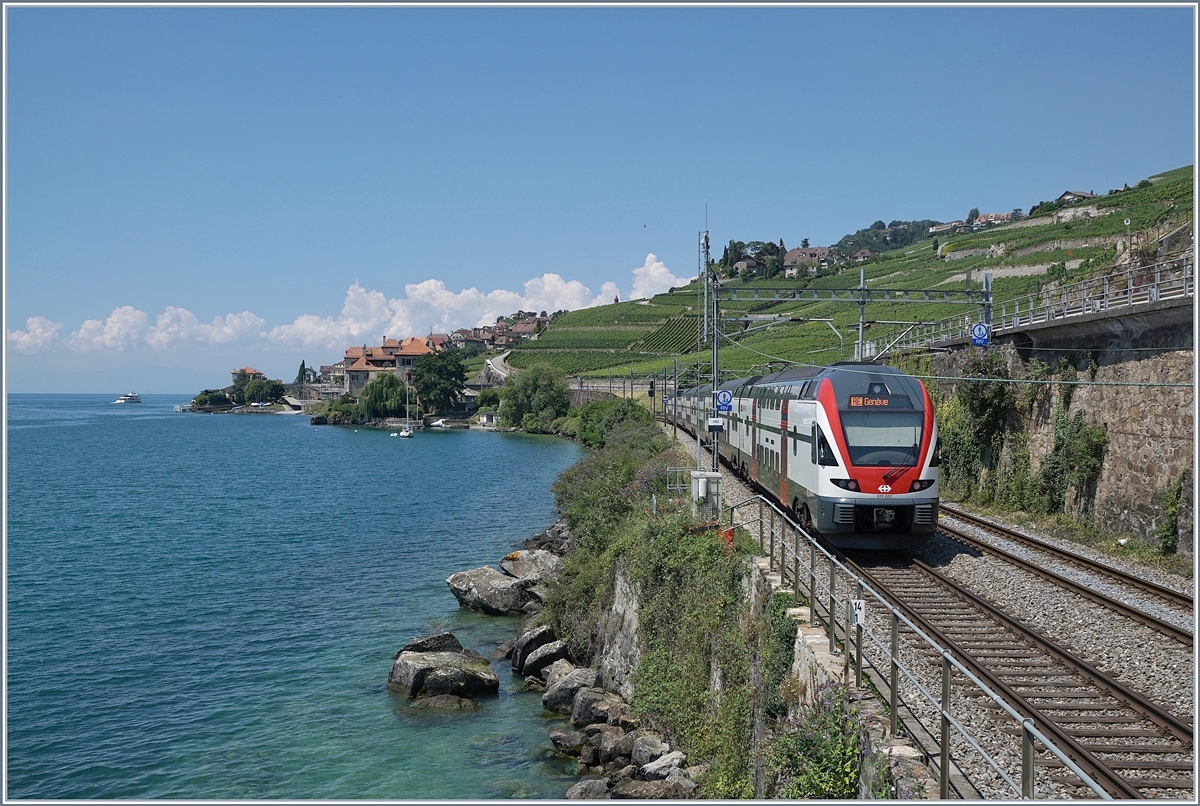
[{"left": 5, "top": 5, "right": 1195, "bottom": 393}]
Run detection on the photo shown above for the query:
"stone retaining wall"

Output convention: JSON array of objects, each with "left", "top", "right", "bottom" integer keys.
[{"left": 931, "top": 343, "right": 1194, "bottom": 552}]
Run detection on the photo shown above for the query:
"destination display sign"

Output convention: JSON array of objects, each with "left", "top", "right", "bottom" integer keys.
[{"left": 848, "top": 395, "right": 891, "bottom": 407}]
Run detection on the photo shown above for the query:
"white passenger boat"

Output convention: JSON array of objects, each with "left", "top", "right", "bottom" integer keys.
[{"left": 113, "top": 391, "right": 142, "bottom": 404}]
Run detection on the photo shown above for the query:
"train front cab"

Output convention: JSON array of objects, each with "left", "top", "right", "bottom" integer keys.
[{"left": 791, "top": 366, "right": 939, "bottom": 551}]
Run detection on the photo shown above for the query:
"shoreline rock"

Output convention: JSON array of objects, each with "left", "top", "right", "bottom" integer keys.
[{"left": 387, "top": 633, "right": 500, "bottom": 701}]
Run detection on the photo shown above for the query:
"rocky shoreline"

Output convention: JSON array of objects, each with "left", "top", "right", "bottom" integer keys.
[{"left": 386, "top": 519, "right": 702, "bottom": 799}]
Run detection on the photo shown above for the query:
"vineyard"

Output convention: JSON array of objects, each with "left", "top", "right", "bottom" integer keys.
[
  {"left": 634, "top": 315, "right": 700, "bottom": 352},
  {"left": 550, "top": 298, "right": 691, "bottom": 327},
  {"left": 505, "top": 349, "right": 669, "bottom": 375},
  {"left": 517, "top": 327, "right": 654, "bottom": 350}
]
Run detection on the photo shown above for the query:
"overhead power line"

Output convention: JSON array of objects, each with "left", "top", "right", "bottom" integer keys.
[{"left": 715, "top": 331, "right": 1193, "bottom": 389}]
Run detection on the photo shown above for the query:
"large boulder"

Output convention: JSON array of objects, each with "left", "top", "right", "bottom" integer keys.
[
  {"left": 512, "top": 625, "right": 557, "bottom": 674},
  {"left": 631, "top": 734, "right": 669, "bottom": 767},
  {"left": 566, "top": 778, "right": 611, "bottom": 799},
  {"left": 410, "top": 694, "right": 479, "bottom": 711},
  {"left": 500, "top": 549, "right": 564, "bottom": 582},
  {"left": 522, "top": 640, "right": 569, "bottom": 677},
  {"left": 642, "top": 750, "right": 686, "bottom": 781},
  {"left": 610, "top": 729, "right": 645, "bottom": 762},
  {"left": 550, "top": 729, "right": 588, "bottom": 755},
  {"left": 388, "top": 650, "right": 500, "bottom": 699},
  {"left": 446, "top": 566, "right": 535, "bottom": 615},
  {"left": 544, "top": 667, "right": 599, "bottom": 713},
  {"left": 665, "top": 767, "right": 698, "bottom": 795},
  {"left": 597, "top": 726, "right": 631, "bottom": 764},
  {"left": 571, "top": 688, "right": 626, "bottom": 728},
  {"left": 542, "top": 658, "right": 576, "bottom": 685}
]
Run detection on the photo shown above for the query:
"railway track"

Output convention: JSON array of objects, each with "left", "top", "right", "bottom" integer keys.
[
  {"left": 848, "top": 554, "right": 1194, "bottom": 798},
  {"left": 934, "top": 510, "right": 1194, "bottom": 649},
  {"left": 941, "top": 504, "right": 1194, "bottom": 614}
]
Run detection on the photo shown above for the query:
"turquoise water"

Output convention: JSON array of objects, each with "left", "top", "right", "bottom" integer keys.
[{"left": 6, "top": 395, "right": 585, "bottom": 799}]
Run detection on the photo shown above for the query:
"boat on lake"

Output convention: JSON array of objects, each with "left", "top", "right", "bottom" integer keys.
[{"left": 113, "top": 392, "right": 142, "bottom": 404}]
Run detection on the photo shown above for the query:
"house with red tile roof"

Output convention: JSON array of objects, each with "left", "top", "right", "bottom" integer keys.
[{"left": 232, "top": 366, "right": 266, "bottom": 383}]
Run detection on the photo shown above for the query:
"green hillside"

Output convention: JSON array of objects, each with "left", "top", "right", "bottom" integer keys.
[{"left": 506, "top": 165, "right": 1193, "bottom": 380}]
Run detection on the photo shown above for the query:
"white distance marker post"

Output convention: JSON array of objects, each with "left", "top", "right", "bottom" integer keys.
[{"left": 850, "top": 599, "right": 866, "bottom": 626}]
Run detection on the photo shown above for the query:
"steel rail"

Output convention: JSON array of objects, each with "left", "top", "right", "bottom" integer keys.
[
  {"left": 940, "top": 504, "right": 1194, "bottom": 612},
  {"left": 849, "top": 556, "right": 1194, "bottom": 798},
  {"left": 935, "top": 517, "right": 1194, "bottom": 648}
]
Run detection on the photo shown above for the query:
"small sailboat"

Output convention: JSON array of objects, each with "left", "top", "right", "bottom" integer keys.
[{"left": 397, "top": 380, "right": 414, "bottom": 437}]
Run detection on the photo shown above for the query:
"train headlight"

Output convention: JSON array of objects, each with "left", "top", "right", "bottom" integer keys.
[
  {"left": 831, "top": 478, "right": 860, "bottom": 491},
  {"left": 910, "top": 479, "right": 935, "bottom": 492}
]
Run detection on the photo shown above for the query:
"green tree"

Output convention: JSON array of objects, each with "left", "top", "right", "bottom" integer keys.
[
  {"left": 295, "top": 360, "right": 306, "bottom": 384},
  {"left": 410, "top": 350, "right": 467, "bottom": 414},
  {"left": 498, "top": 363, "right": 570, "bottom": 428},
  {"left": 230, "top": 371, "right": 251, "bottom": 404},
  {"left": 800, "top": 237, "right": 809, "bottom": 248},
  {"left": 359, "top": 372, "right": 406, "bottom": 419},
  {"left": 966, "top": 207, "right": 980, "bottom": 226},
  {"left": 244, "top": 378, "right": 285, "bottom": 403},
  {"left": 477, "top": 388, "right": 501, "bottom": 408}
]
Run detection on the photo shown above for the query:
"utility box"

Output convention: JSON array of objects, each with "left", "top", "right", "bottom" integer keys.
[{"left": 690, "top": 471, "right": 722, "bottom": 522}]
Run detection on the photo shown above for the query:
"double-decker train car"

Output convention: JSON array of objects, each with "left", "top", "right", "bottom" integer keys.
[{"left": 673, "top": 362, "right": 939, "bottom": 550}]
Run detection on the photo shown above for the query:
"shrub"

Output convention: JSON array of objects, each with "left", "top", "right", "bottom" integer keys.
[
  {"left": 768, "top": 682, "right": 886, "bottom": 798},
  {"left": 499, "top": 363, "right": 571, "bottom": 428}
]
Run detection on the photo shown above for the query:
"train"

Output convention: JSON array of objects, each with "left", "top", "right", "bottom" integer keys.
[{"left": 671, "top": 362, "right": 939, "bottom": 550}]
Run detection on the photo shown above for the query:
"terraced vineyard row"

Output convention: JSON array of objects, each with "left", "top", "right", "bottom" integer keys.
[
  {"left": 518, "top": 327, "right": 653, "bottom": 350},
  {"left": 505, "top": 349, "right": 666, "bottom": 375},
  {"left": 635, "top": 315, "right": 699, "bottom": 352}
]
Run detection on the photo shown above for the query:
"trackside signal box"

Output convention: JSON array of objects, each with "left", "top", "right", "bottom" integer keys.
[{"left": 690, "top": 471, "right": 722, "bottom": 521}]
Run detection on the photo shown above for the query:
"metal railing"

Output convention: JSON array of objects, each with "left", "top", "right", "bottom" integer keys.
[
  {"left": 724, "top": 493, "right": 1110, "bottom": 800},
  {"left": 866, "top": 253, "right": 1193, "bottom": 356}
]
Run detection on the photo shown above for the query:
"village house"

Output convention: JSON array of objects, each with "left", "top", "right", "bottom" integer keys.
[
  {"left": 783, "top": 246, "right": 831, "bottom": 277},
  {"left": 231, "top": 366, "right": 266, "bottom": 383},
  {"left": 319, "top": 360, "right": 345, "bottom": 385},
  {"left": 510, "top": 321, "right": 539, "bottom": 338},
  {"left": 342, "top": 344, "right": 398, "bottom": 395},
  {"left": 853, "top": 249, "right": 873, "bottom": 263},
  {"left": 928, "top": 221, "right": 963, "bottom": 235},
  {"left": 733, "top": 256, "right": 763, "bottom": 276},
  {"left": 1057, "top": 190, "right": 1096, "bottom": 205}
]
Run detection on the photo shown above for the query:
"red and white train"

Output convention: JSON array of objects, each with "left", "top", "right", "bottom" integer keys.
[{"left": 673, "top": 362, "right": 939, "bottom": 550}]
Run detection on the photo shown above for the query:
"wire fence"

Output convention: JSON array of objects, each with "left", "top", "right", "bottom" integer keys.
[{"left": 723, "top": 493, "right": 1111, "bottom": 800}]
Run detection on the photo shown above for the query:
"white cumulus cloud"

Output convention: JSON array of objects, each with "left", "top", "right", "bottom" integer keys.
[
  {"left": 630, "top": 253, "right": 689, "bottom": 300},
  {"left": 68, "top": 306, "right": 149, "bottom": 351},
  {"left": 269, "top": 273, "right": 627, "bottom": 348},
  {"left": 6, "top": 316, "right": 64, "bottom": 353},
  {"left": 145, "top": 307, "right": 265, "bottom": 349},
  {"left": 266, "top": 283, "right": 401, "bottom": 348}
]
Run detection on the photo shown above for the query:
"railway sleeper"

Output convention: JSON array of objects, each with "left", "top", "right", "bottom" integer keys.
[
  {"left": 1043, "top": 774, "right": 1195, "bottom": 790},
  {"left": 1037, "top": 759, "right": 1194, "bottom": 771}
]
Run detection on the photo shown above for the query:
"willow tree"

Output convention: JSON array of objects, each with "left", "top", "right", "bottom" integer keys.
[{"left": 359, "top": 372, "right": 406, "bottom": 419}]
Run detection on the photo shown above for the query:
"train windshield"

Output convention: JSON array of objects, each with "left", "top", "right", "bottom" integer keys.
[{"left": 840, "top": 411, "right": 923, "bottom": 467}]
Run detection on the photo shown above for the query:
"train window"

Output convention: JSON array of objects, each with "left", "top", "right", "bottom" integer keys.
[
  {"left": 792, "top": 429, "right": 797, "bottom": 456},
  {"left": 840, "top": 411, "right": 923, "bottom": 467},
  {"left": 816, "top": 428, "right": 837, "bottom": 467},
  {"left": 930, "top": 437, "right": 942, "bottom": 467}
]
